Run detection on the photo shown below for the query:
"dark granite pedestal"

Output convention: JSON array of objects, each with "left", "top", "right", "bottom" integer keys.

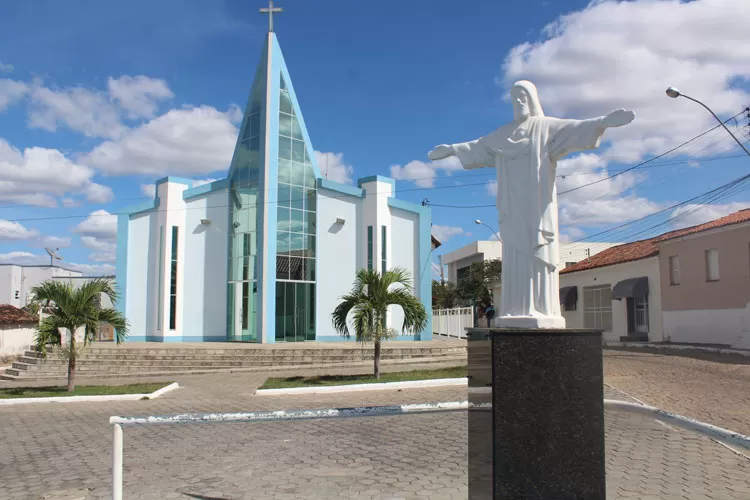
[{"left": 467, "top": 328, "right": 605, "bottom": 500}]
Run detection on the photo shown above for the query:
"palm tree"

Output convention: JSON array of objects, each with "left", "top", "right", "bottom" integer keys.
[
  {"left": 331, "top": 268, "right": 427, "bottom": 379},
  {"left": 30, "top": 278, "right": 129, "bottom": 392}
]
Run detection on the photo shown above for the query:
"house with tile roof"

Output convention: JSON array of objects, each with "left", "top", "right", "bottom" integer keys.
[
  {"left": 559, "top": 208, "right": 750, "bottom": 348},
  {"left": 0, "top": 304, "right": 38, "bottom": 358},
  {"left": 656, "top": 209, "right": 750, "bottom": 349}
]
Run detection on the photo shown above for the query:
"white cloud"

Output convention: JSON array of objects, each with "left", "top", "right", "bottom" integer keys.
[
  {"left": 73, "top": 210, "right": 118, "bottom": 240},
  {"left": 81, "top": 106, "right": 238, "bottom": 176},
  {"left": 107, "top": 75, "right": 173, "bottom": 119},
  {"left": 500, "top": 0, "right": 750, "bottom": 163},
  {"left": 41, "top": 236, "right": 72, "bottom": 248},
  {"left": 487, "top": 181, "right": 497, "bottom": 196},
  {"left": 193, "top": 177, "right": 219, "bottom": 187},
  {"left": 431, "top": 224, "right": 465, "bottom": 243},
  {"left": 670, "top": 202, "right": 749, "bottom": 229},
  {"left": 0, "top": 220, "right": 38, "bottom": 241},
  {"left": 0, "top": 78, "right": 28, "bottom": 111},
  {"left": 140, "top": 184, "right": 156, "bottom": 198},
  {"left": 80, "top": 235, "right": 116, "bottom": 263},
  {"left": 0, "top": 138, "right": 111, "bottom": 207},
  {"left": 0, "top": 62, "right": 13, "bottom": 73},
  {"left": 61, "top": 198, "right": 79, "bottom": 208},
  {"left": 0, "top": 252, "right": 48, "bottom": 266},
  {"left": 390, "top": 157, "right": 463, "bottom": 188},
  {"left": 27, "top": 80, "right": 127, "bottom": 138},
  {"left": 559, "top": 227, "right": 586, "bottom": 243},
  {"left": 226, "top": 103, "right": 243, "bottom": 124},
  {"left": 315, "top": 152, "right": 354, "bottom": 184}
]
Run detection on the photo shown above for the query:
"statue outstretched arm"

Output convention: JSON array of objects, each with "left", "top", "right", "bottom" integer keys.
[
  {"left": 428, "top": 140, "right": 493, "bottom": 170},
  {"left": 547, "top": 109, "right": 635, "bottom": 161}
]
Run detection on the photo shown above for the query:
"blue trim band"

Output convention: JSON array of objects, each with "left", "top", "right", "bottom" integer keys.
[
  {"left": 357, "top": 175, "right": 396, "bottom": 193},
  {"left": 155, "top": 176, "right": 193, "bottom": 187},
  {"left": 387, "top": 198, "right": 432, "bottom": 341},
  {"left": 183, "top": 178, "right": 230, "bottom": 200},
  {"left": 317, "top": 178, "right": 364, "bottom": 198},
  {"left": 316, "top": 335, "right": 420, "bottom": 342},
  {"left": 115, "top": 214, "right": 129, "bottom": 317},
  {"left": 122, "top": 197, "right": 160, "bottom": 216}
]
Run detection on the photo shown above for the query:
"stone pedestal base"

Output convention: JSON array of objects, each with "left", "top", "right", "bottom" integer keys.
[
  {"left": 493, "top": 315, "right": 566, "bottom": 329},
  {"left": 467, "top": 328, "right": 605, "bottom": 500}
]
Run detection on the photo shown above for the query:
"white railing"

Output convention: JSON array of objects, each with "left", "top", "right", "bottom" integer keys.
[
  {"left": 109, "top": 399, "right": 750, "bottom": 499},
  {"left": 433, "top": 307, "right": 474, "bottom": 339}
]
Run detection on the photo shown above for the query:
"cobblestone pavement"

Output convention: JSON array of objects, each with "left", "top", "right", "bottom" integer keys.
[
  {"left": 603, "top": 349, "right": 750, "bottom": 436},
  {"left": 1, "top": 372, "right": 750, "bottom": 500}
]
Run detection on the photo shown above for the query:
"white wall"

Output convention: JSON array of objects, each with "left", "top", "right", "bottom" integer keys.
[
  {"left": 663, "top": 307, "right": 750, "bottom": 349},
  {"left": 0, "top": 266, "right": 22, "bottom": 307},
  {"left": 183, "top": 188, "right": 229, "bottom": 340},
  {"left": 316, "top": 188, "right": 361, "bottom": 339},
  {"left": 389, "top": 207, "right": 418, "bottom": 334},
  {"left": 126, "top": 212, "right": 153, "bottom": 340},
  {"left": 560, "top": 257, "right": 662, "bottom": 343},
  {"left": 0, "top": 325, "right": 35, "bottom": 357}
]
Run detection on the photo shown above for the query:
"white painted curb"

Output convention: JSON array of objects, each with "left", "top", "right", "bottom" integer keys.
[
  {"left": 0, "top": 382, "right": 179, "bottom": 406},
  {"left": 255, "top": 377, "right": 468, "bottom": 395}
]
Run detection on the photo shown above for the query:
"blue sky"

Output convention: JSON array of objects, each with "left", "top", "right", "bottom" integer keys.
[{"left": 0, "top": 0, "right": 749, "bottom": 274}]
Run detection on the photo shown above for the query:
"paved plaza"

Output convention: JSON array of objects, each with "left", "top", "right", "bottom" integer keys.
[{"left": 0, "top": 350, "right": 749, "bottom": 499}]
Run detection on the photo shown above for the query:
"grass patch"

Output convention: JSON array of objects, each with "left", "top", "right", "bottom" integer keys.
[
  {"left": 0, "top": 382, "right": 171, "bottom": 399},
  {"left": 260, "top": 366, "right": 467, "bottom": 390}
]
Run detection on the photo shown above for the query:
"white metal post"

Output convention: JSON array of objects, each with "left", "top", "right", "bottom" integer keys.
[{"left": 113, "top": 423, "right": 123, "bottom": 500}]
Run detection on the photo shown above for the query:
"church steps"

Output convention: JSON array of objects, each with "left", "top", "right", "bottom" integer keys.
[{"left": 0, "top": 355, "right": 466, "bottom": 381}]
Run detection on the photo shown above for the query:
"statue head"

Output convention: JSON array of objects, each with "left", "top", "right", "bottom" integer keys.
[{"left": 511, "top": 80, "right": 544, "bottom": 120}]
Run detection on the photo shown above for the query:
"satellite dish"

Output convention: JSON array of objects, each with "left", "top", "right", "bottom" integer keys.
[{"left": 44, "top": 247, "right": 63, "bottom": 266}]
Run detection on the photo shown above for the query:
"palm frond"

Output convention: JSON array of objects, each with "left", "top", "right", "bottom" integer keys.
[
  {"left": 387, "top": 287, "right": 428, "bottom": 333},
  {"left": 33, "top": 316, "right": 63, "bottom": 357},
  {"left": 96, "top": 308, "right": 130, "bottom": 344}
]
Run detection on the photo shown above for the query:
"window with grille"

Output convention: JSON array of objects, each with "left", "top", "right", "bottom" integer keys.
[{"left": 583, "top": 285, "right": 612, "bottom": 331}]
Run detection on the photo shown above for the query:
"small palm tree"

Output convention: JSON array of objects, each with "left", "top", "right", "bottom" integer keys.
[
  {"left": 30, "top": 278, "right": 129, "bottom": 392},
  {"left": 332, "top": 268, "right": 427, "bottom": 379}
]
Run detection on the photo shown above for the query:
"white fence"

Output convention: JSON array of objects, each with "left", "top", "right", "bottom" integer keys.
[{"left": 433, "top": 307, "right": 474, "bottom": 339}]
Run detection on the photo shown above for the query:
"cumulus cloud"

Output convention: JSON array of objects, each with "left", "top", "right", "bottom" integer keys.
[
  {"left": 0, "top": 78, "right": 28, "bottom": 111},
  {"left": 73, "top": 210, "right": 118, "bottom": 240},
  {"left": 559, "top": 227, "right": 586, "bottom": 243},
  {"left": 107, "top": 75, "right": 174, "bottom": 119},
  {"left": 0, "top": 220, "right": 38, "bottom": 241},
  {"left": 65, "top": 262, "right": 116, "bottom": 275},
  {"left": 41, "top": 236, "right": 72, "bottom": 248},
  {"left": 315, "top": 152, "right": 354, "bottom": 184},
  {"left": 140, "top": 184, "right": 157, "bottom": 198},
  {"left": 0, "top": 252, "right": 48, "bottom": 266},
  {"left": 670, "top": 202, "right": 749, "bottom": 229},
  {"left": 0, "top": 138, "right": 112, "bottom": 207},
  {"left": 81, "top": 235, "right": 117, "bottom": 263},
  {"left": 81, "top": 106, "right": 238, "bottom": 175},
  {"left": 0, "top": 62, "right": 13, "bottom": 73},
  {"left": 500, "top": 0, "right": 750, "bottom": 163},
  {"left": 390, "top": 157, "right": 463, "bottom": 188},
  {"left": 431, "top": 224, "right": 465, "bottom": 243}
]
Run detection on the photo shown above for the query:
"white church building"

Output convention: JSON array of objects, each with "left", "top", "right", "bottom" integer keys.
[{"left": 115, "top": 32, "right": 433, "bottom": 343}]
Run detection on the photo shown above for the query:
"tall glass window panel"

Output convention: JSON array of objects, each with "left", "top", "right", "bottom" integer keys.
[
  {"left": 278, "top": 184, "right": 291, "bottom": 208},
  {"left": 277, "top": 207, "right": 290, "bottom": 233},
  {"left": 278, "top": 159, "right": 292, "bottom": 184},
  {"left": 169, "top": 226, "right": 178, "bottom": 330},
  {"left": 290, "top": 185, "right": 304, "bottom": 210},
  {"left": 292, "top": 139, "right": 305, "bottom": 163},
  {"left": 290, "top": 162, "right": 305, "bottom": 186},
  {"left": 279, "top": 136, "right": 292, "bottom": 160},
  {"left": 279, "top": 113, "right": 294, "bottom": 138},
  {"left": 381, "top": 225, "right": 387, "bottom": 275},
  {"left": 291, "top": 209, "right": 305, "bottom": 233},
  {"left": 367, "top": 226, "right": 374, "bottom": 270},
  {"left": 284, "top": 282, "right": 295, "bottom": 342},
  {"left": 280, "top": 90, "right": 292, "bottom": 114},
  {"left": 157, "top": 226, "right": 164, "bottom": 329}
]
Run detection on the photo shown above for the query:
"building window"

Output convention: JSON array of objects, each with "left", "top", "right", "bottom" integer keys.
[
  {"left": 705, "top": 248, "right": 720, "bottom": 281},
  {"left": 635, "top": 296, "right": 649, "bottom": 333},
  {"left": 583, "top": 285, "right": 612, "bottom": 332},
  {"left": 669, "top": 255, "right": 680, "bottom": 285},
  {"left": 381, "top": 225, "right": 387, "bottom": 275},
  {"left": 456, "top": 266, "right": 471, "bottom": 285},
  {"left": 169, "top": 226, "right": 178, "bottom": 330},
  {"left": 367, "top": 226, "right": 374, "bottom": 271},
  {"left": 565, "top": 262, "right": 577, "bottom": 269},
  {"left": 157, "top": 226, "right": 164, "bottom": 329}
]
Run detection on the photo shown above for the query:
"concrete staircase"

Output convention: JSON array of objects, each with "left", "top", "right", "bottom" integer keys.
[{"left": 0, "top": 343, "right": 467, "bottom": 381}]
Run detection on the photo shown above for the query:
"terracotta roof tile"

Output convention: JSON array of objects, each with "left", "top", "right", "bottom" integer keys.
[
  {"left": 0, "top": 304, "right": 38, "bottom": 325},
  {"left": 560, "top": 208, "right": 750, "bottom": 274}
]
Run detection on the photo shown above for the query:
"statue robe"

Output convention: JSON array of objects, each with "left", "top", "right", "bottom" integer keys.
[{"left": 452, "top": 115, "right": 607, "bottom": 320}]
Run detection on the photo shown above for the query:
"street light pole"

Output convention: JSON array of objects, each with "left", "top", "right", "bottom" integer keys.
[
  {"left": 666, "top": 87, "right": 750, "bottom": 157},
  {"left": 474, "top": 219, "right": 501, "bottom": 242}
]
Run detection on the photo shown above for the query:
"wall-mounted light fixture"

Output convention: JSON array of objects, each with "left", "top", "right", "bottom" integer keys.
[
  {"left": 335, "top": 217, "right": 346, "bottom": 225},
  {"left": 201, "top": 219, "right": 211, "bottom": 225}
]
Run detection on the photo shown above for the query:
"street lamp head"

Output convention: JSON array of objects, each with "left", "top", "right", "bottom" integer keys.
[
  {"left": 666, "top": 87, "right": 681, "bottom": 99},
  {"left": 474, "top": 219, "right": 482, "bottom": 225}
]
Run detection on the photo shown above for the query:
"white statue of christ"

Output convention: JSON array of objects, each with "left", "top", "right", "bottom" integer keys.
[{"left": 429, "top": 80, "right": 635, "bottom": 329}]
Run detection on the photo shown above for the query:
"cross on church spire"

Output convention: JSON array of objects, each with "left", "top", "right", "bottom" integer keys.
[{"left": 260, "top": 0, "right": 283, "bottom": 33}]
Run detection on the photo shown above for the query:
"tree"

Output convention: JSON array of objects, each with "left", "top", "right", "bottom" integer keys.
[
  {"left": 432, "top": 280, "right": 459, "bottom": 309},
  {"left": 331, "top": 268, "right": 428, "bottom": 379},
  {"left": 30, "top": 279, "right": 129, "bottom": 392},
  {"left": 456, "top": 260, "right": 502, "bottom": 307}
]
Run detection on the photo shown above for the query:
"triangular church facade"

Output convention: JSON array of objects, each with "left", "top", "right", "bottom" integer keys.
[{"left": 116, "top": 32, "right": 433, "bottom": 343}]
